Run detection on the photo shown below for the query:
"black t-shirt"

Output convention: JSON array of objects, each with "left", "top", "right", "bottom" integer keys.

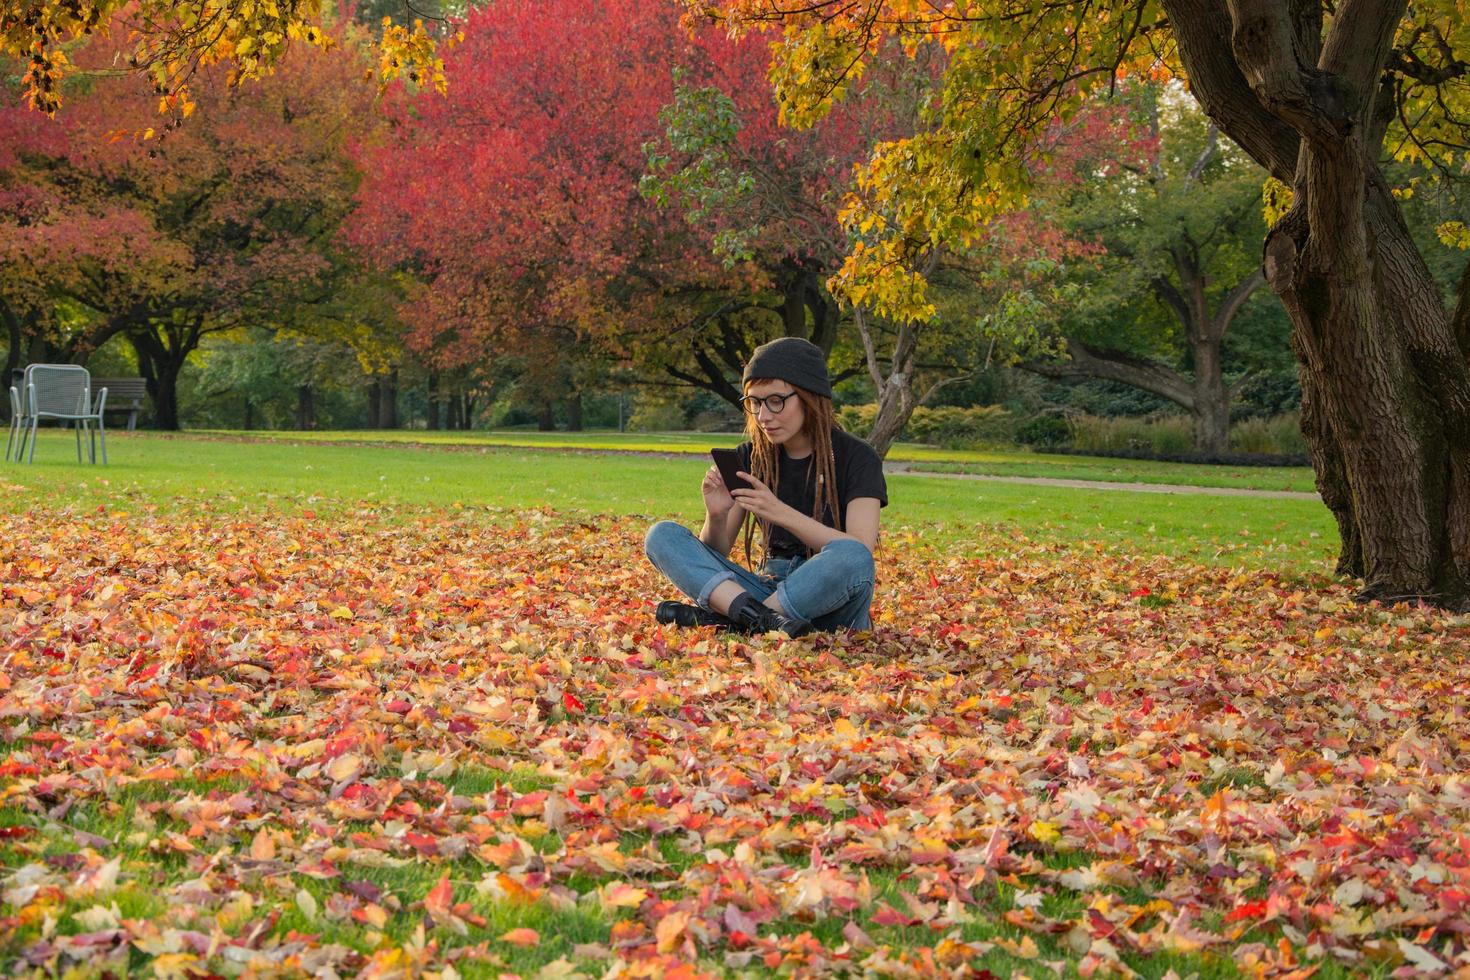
[{"left": 737, "top": 427, "right": 888, "bottom": 559}]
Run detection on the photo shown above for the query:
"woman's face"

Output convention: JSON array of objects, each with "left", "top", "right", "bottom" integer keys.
[{"left": 746, "top": 378, "right": 806, "bottom": 446}]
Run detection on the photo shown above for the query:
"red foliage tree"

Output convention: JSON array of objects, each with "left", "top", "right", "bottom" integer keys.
[
  {"left": 348, "top": 0, "right": 887, "bottom": 412},
  {"left": 1, "top": 29, "right": 380, "bottom": 426},
  {"left": 350, "top": 0, "right": 707, "bottom": 409}
]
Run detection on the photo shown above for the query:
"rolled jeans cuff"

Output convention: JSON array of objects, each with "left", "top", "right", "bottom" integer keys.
[
  {"left": 775, "top": 579, "right": 812, "bottom": 626},
  {"left": 697, "top": 570, "right": 737, "bottom": 610}
]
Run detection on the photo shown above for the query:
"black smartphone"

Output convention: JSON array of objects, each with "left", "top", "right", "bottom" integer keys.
[{"left": 710, "top": 448, "right": 752, "bottom": 492}]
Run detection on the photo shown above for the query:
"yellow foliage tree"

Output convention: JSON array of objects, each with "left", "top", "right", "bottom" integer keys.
[{"left": 0, "top": 0, "right": 444, "bottom": 115}]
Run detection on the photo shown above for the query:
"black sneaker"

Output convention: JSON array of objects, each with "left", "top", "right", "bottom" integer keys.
[
  {"left": 727, "top": 595, "right": 813, "bottom": 638},
  {"left": 655, "top": 601, "right": 732, "bottom": 628}
]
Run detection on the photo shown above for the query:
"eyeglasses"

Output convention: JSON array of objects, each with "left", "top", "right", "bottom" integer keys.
[{"left": 741, "top": 391, "right": 797, "bottom": 415}]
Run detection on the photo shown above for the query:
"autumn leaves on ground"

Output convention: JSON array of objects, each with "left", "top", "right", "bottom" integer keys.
[{"left": 2, "top": 501, "right": 1468, "bottom": 978}]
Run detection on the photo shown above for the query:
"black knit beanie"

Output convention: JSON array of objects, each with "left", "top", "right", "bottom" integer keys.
[{"left": 742, "top": 337, "right": 832, "bottom": 398}]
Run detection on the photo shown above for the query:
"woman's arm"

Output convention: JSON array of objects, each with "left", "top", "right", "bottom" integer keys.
[
  {"left": 731, "top": 471, "right": 881, "bottom": 553},
  {"left": 698, "top": 465, "right": 747, "bottom": 555}
]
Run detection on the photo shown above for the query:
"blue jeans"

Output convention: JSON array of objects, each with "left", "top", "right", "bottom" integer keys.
[{"left": 643, "top": 521, "right": 875, "bottom": 630}]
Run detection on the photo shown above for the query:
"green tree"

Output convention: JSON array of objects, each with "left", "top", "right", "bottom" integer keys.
[{"left": 1011, "top": 89, "right": 1274, "bottom": 453}]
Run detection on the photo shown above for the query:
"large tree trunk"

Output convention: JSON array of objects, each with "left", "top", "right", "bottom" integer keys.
[
  {"left": 426, "top": 372, "right": 441, "bottom": 431},
  {"left": 780, "top": 268, "right": 808, "bottom": 337},
  {"left": 1267, "top": 177, "right": 1470, "bottom": 603},
  {"left": 295, "top": 384, "right": 316, "bottom": 431},
  {"left": 537, "top": 399, "right": 555, "bottom": 432},
  {"left": 365, "top": 379, "right": 382, "bottom": 429},
  {"left": 130, "top": 332, "right": 183, "bottom": 430},
  {"left": 379, "top": 368, "right": 398, "bottom": 429},
  {"left": 1164, "top": 0, "right": 1470, "bottom": 607},
  {"left": 148, "top": 362, "right": 182, "bottom": 431},
  {"left": 1156, "top": 252, "right": 1266, "bottom": 454},
  {"left": 779, "top": 265, "right": 841, "bottom": 354},
  {"left": 565, "top": 393, "right": 583, "bottom": 432},
  {"left": 1192, "top": 363, "right": 1231, "bottom": 456}
]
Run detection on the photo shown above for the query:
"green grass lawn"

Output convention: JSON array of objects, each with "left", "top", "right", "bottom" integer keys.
[
  {"left": 7, "top": 430, "right": 1456, "bottom": 980},
  {"left": 191, "top": 427, "right": 1321, "bottom": 493},
  {"left": 6, "top": 429, "right": 1339, "bottom": 573}
]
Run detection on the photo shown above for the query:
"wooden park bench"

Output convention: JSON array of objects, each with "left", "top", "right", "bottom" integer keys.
[{"left": 91, "top": 377, "right": 150, "bottom": 430}]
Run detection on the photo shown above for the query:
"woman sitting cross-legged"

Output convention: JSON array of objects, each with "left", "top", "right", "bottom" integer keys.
[{"left": 644, "top": 337, "right": 887, "bottom": 637}]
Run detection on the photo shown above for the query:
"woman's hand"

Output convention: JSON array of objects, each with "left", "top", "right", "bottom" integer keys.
[
  {"left": 729, "top": 471, "right": 793, "bottom": 526},
  {"left": 701, "top": 465, "right": 735, "bottom": 518}
]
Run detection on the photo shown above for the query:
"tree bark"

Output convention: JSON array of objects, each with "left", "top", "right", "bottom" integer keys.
[
  {"left": 780, "top": 268, "right": 808, "bottom": 337},
  {"left": 1190, "top": 342, "right": 1231, "bottom": 455},
  {"left": 857, "top": 252, "right": 945, "bottom": 458},
  {"left": 2, "top": 302, "right": 21, "bottom": 400},
  {"left": 295, "top": 384, "right": 316, "bottom": 431},
  {"left": 130, "top": 331, "right": 184, "bottom": 430},
  {"left": 380, "top": 369, "right": 398, "bottom": 428},
  {"left": 565, "top": 393, "right": 583, "bottom": 431},
  {"left": 427, "top": 372, "right": 441, "bottom": 431},
  {"left": 366, "top": 379, "right": 382, "bottom": 429},
  {"left": 538, "top": 399, "right": 555, "bottom": 431},
  {"left": 1163, "top": 0, "right": 1470, "bottom": 607},
  {"left": 150, "top": 364, "right": 181, "bottom": 430},
  {"left": 856, "top": 308, "right": 918, "bottom": 459}
]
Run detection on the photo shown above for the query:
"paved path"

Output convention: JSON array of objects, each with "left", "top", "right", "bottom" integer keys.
[{"left": 882, "top": 462, "right": 1321, "bottom": 500}]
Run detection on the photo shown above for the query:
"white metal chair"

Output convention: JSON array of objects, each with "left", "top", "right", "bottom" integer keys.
[{"left": 23, "top": 364, "right": 108, "bottom": 465}]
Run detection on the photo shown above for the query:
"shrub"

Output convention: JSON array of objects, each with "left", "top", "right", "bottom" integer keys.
[
  {"left": 627, "top": 392, "right": 687, "bottom": 432},
  {"left": 905, "top": 405, "right": 1015, "bottom": 447},
  {"left": 1068, "top": 413, "right": 1195, "bottom": 454},
  {"left": 1229, "top": 411, "right": 1306, "bottom": 455},
  {"left": 836, "top": 403, "right": 875, "bottom": 434},
  {"left": 1060, "top": 378, "right": 1176, "bottom": 417},
  {"left": 1015, "top": 413, "right": 1070, "bottom": 448}
]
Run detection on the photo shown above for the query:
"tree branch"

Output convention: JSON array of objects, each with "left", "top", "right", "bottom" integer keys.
[
  {"left": 854, "top": 307, "right": 885, "bottom": 391},
  {"left": 664, "top": 361, "right": 742, "bottom": 405},
  {"left": 1019, "top": 338, "right": 1196, "bottom": 410},
  {"left": 1150, "top": 275, "right": 1192, "bottom": 329},
  {"left": 1226, "top": 0, "right": 1344, "bottom": 145},
  {"left": 1160, "top": 0, "right": 1302, "bottom": 181},
  {"left": 1320, "top": 0, "right": 1409, "bottom": 109},
  {"left": 1173, "top": 245, "right": 1209, "bottom": 341},
  {"left": 918, "top": 371, "right": 973, "bottom": 406},
  {"left": 1185, "top": 124, "right": 1220, "bottom": 187},
  {"left": 1210, "top": 265, "right": 1268, "bottom": 341}
]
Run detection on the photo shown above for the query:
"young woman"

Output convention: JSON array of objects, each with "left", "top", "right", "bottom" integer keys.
[{"left": 644, "top": 337, "right": 887, "bottom": 637}]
